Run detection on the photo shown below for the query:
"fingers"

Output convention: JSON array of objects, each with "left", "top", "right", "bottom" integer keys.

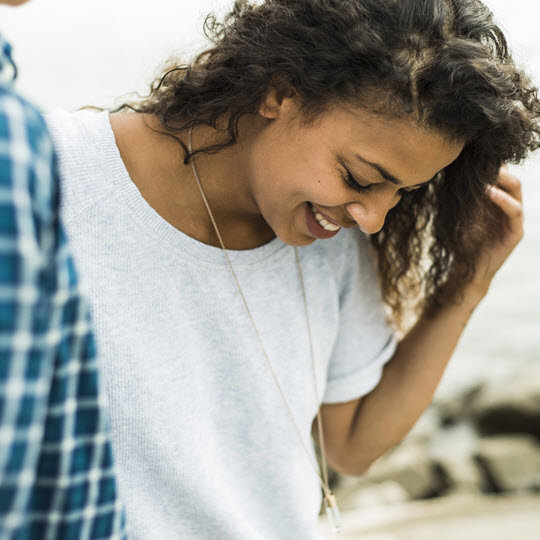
[
  {"left": 487, "top": 185, "right": 525, "bottom": 236},
  {"left": 494, "top": 164, "right": 523, "bottom": 202}
]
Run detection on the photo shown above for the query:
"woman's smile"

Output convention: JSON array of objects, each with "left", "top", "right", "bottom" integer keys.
[{"left": 305, "top": 202, "right": 342, "bottom": 239}]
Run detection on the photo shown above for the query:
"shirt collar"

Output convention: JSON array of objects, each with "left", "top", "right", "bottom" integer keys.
[{"left": 0, "top": 34, "right": 18, "bottom": 86}]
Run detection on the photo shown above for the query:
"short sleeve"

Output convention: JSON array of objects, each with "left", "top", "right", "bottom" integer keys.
[{"left": 323, "top": 228, "right": 398, "bottom": 403}]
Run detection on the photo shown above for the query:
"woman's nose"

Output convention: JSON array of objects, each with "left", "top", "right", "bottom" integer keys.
[{"left": 345, "top": 196, "right": 398, "bottom": 234}]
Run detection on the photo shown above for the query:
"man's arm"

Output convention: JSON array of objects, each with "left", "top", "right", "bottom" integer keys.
[{"left": 0, "top": 91, "right": 57, "bottom": 509}]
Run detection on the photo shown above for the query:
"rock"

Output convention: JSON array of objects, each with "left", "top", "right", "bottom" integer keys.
[
  {"left": 433, "top": 382, "right": 484, "bottom": 427},
  {"left": 428, "top": 423, "right": 483, "bottom": 493},
  {"left": 473, "top": 435, "right": 540, "bottom": 493},
  {"left": 467, "top": 370, "right": 540, "bottom": 437},
  {"left": 435, "top": 455, "right": 484, "bottom": 495},
  {"left": 356, "top": 442, "right": 450, "bottom": 500},
  {"left": 330, "top": 368, "right": 540, "bottom": 513}
]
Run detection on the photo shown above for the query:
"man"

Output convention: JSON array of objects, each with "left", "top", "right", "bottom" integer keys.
[{"left": 0, "top": 2, "right": 127, "bottom": 537}]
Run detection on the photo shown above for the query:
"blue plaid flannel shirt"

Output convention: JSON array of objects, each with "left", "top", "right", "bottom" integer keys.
[{"left": 0, "top": 35, "right": 127, "bottom": 539}]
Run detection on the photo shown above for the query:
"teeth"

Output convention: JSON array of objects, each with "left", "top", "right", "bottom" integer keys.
[{"left": 310, "top": 204, "right": 341, "bottom": 232}]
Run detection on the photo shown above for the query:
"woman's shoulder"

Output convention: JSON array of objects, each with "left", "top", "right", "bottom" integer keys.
[
  {"left": 45, "top": 109, "right": 118, "bottom": 223},
  {"left": 46, "top": 107, "right": 108, "bottom": 142},
  {"left": 46, "top": 109, "right": 113, "bottom": 174}
]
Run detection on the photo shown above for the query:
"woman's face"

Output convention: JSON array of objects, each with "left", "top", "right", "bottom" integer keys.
[{"left": 246, "top": 95, "right": 464, "bottom": 246}]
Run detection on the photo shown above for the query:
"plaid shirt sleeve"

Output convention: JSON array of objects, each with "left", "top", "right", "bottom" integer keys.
[{"left": 0, "top": 82, "right": 128, "bottom": 538}]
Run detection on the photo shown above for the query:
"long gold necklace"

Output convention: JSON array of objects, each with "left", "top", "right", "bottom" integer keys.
[{"left": 188, "top": 127, "right": 342, "bottom": 533}]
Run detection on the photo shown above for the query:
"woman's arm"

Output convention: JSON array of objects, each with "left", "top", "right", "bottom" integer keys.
[{"left": 317, "top": 166, "right": 525, "bottom": 476}]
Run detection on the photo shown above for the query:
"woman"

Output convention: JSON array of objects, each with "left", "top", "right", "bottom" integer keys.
[{"left": 47, "top": 0, "right": 538, "bottom": 538}]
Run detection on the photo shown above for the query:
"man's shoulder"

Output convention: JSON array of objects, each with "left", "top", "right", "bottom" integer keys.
[
  {"left": 0, "top": 85, "right": 57, "bottom": 238},
  {"left": 0, "top": 84, "right": 53, "bottom": 162}
]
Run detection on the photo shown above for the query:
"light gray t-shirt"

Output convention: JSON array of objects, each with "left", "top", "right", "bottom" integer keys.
[{"left": 47, "top": 110, "right": 397, "bottom": 540}]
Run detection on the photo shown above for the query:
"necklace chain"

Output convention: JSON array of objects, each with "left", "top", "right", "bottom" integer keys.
[{"left": 187, "top": 128, "right": 340, "bottom": 518}]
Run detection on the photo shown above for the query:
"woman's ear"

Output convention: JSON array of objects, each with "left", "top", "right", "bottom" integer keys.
[{"left": 259, "top": 76, "right": 295, "bottom": 119}]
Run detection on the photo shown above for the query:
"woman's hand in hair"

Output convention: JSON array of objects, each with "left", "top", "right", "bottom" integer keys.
[{"left": 471, "top": 165, "right": 525, "bottom": 295}]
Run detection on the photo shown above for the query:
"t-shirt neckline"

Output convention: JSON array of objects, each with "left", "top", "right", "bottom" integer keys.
[{"left": 98, "top": 111, "right": 288, "bottom": 267}]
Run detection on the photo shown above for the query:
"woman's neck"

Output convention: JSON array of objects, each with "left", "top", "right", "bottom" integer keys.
[{"left": 109, "top": 112, "right": 275, "bottom": 249}]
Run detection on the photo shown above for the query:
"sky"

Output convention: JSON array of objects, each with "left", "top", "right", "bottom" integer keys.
[
  {"left": 0, "top": 0, "right": 232, "bottom": 110},
  {"left": 1, "top": 0, "right": 539, "bottom": 112}
]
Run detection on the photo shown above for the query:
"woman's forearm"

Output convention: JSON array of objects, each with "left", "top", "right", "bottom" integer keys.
[{"left": 344, "top": 284, "right": 488, "bottom": 474}]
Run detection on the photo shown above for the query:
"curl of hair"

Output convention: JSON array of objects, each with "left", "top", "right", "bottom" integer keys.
[{"left": 116, "top": 0, "right": 540, "bottom": 331}]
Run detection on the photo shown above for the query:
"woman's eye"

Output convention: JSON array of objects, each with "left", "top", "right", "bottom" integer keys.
[
  {"left": 340, "top": 163, "right": 428, "bottom": 196},
  {"left": 341, "top": 169, "right": 374, "bottom": 194}
]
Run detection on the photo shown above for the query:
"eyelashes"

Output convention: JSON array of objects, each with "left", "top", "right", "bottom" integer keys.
[
  {"left": 340, "top": 165, "right": 424, "bottom": 196},
  {"left": 340, "top": 168, "right": 374, "bottom": 194}
]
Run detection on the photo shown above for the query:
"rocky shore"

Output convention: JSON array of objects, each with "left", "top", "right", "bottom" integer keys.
[{"left": 318, "top": 367, "right": 540, "bottom": 539}]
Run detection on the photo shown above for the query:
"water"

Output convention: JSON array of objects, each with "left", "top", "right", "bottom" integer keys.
[{"left": 2, "top": 0, "right": 539, "bottom": 395}]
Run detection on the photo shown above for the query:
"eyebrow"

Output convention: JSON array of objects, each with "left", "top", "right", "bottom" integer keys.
[{"left": 354, "top": 154, "right": 435, "bottom": 187}]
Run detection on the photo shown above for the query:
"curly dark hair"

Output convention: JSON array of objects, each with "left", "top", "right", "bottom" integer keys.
[{"left": 116, "top": 0, "right": 540, "bottom": 331}]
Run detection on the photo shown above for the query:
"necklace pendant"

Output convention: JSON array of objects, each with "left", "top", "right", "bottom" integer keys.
[{"left": 324, "top": 492, "right": 342, "bottom": 533}]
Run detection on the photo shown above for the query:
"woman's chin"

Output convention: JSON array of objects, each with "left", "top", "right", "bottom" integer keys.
[{"left": 277, "top": 229, "right": 318, "bottom": 247}]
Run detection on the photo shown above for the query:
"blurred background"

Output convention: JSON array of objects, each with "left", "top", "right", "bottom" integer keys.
[{"left": 2, "top": 1, "right": 539, "bottom": 538}]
